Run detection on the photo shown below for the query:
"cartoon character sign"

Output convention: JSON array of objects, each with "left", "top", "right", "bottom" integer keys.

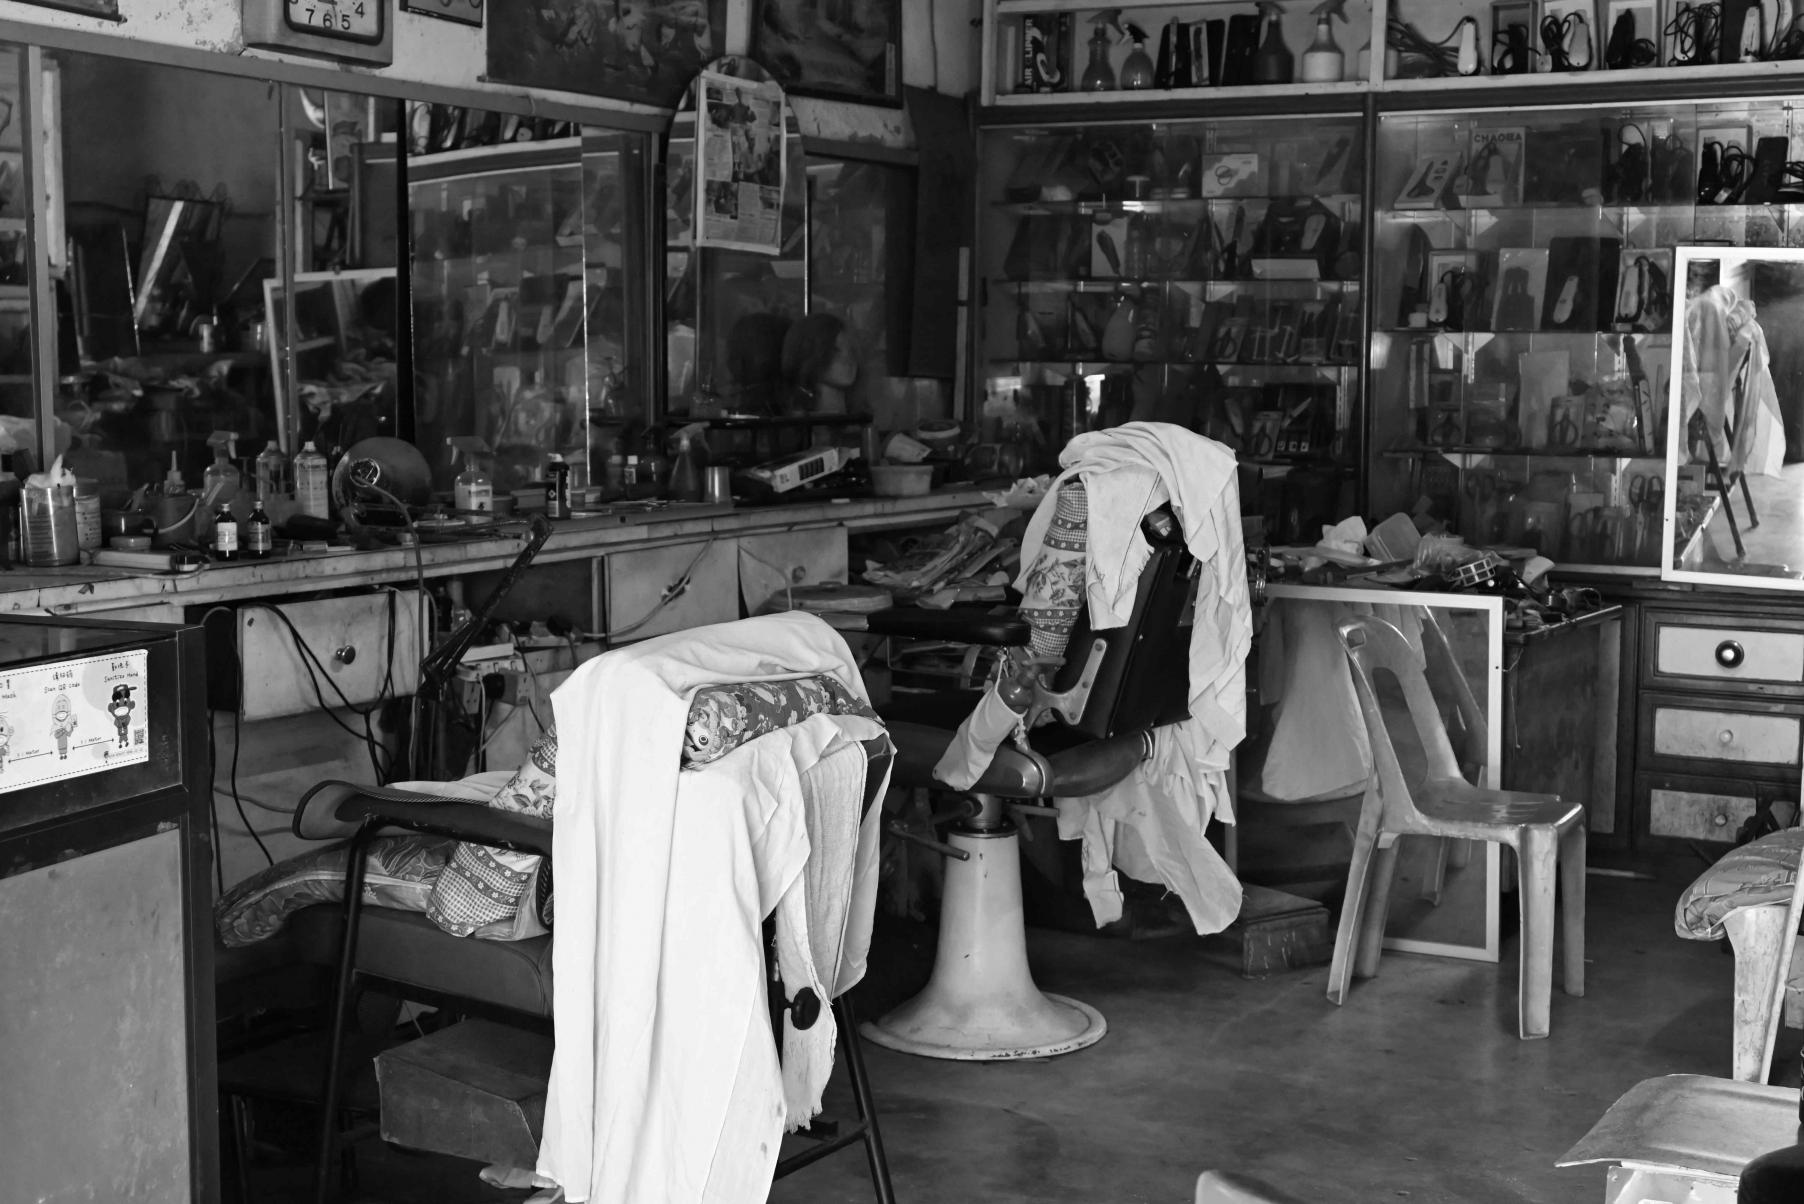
[
  {"left": 50, "top": 694, "right": 75, "bottom": 760},
  {"left": 0, "top": 713, "right": 12, "bottom": 771},
  {"left": 107, "top": 685, "right": 134, "bottom": 748}
]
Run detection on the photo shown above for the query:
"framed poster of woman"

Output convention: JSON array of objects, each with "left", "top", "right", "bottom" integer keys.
[{"left": 750, "top": 0, "right": 902, "bottom": 107}]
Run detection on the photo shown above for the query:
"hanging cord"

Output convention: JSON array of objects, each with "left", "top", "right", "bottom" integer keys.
[
  {"left": 1491, "top": 20, "right": 1540, "bottom": 72},
  {"left": 1540, "top": 11, "right": 1593, "bottom": 70},
  {"left": 597, "top": 538, "right": 719, "bottom": 641},
  {"left": 1386, "top": 14, "right": 1469, "bottom": 77},
  {"left": 1666, "top": 2, "right": 1722, "bottom": 64},
  {"left": 1761, "top": 9, "right": 1804, "bottom": 59},
  {"left": 1603, "top": 8, "right": 1661, "bottom": 66}
]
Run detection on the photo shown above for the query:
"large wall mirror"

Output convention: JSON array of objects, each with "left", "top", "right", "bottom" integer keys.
[
  {"left": 1664, "top": 244, "right": 1804, "bottom": 587},
  {"left": 1238, "top": 586, "right": 1503, "bottom": 963}
]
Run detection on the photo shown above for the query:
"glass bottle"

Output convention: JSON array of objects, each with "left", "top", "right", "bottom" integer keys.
[
  {"left": 212, "top": 498, "right": 239, "bottom": 561},
  {"left": 244, "top": 492, "right": 272, "bottom": 559}
]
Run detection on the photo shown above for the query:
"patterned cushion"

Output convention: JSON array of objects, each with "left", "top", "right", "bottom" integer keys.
[
  {"left": 683, "top": 675, "right": 875, "bottom": 767},
  {"left": 1675, "top": 828, "right": 1804, "bottom": 940},
  {"left": 427, "top": 729, "right": 557, "bottom": 939},
  {"left": 1017, "top": 479, "right": 1088, "bottom": 661},
  {"left": 216, "top": 835, "right": 454, "bottom": 948}
]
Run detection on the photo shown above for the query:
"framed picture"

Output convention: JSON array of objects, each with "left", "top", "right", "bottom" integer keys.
[
  {"left": 1490, "top": 1, "right": 1539, "bottom": 73},
  {"left": 487, "top": 0, "right": 726, "bottom": 109},
  {"left": 750, "top": 0, "right": 902, "bottom": 107},
  {"left": 1602, "top": 0, "right": 1661, "bottom": 68},
  {"left": 1539, "top": 0, "right": 1599, "bottom": 69},
  {"left": 402, "top": 0, "right": 484, "bottom": 27}
]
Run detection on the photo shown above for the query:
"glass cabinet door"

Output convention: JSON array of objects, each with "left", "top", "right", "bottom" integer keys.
[
  {"left": 408, "top": 115, "right": 651, "bottom": 496},
  {"left": 1369, "top": 99, "right": 1804, "bottom": 571},
  {"left": 977, "top": 112, "right": 1365, "bottom": 527}
]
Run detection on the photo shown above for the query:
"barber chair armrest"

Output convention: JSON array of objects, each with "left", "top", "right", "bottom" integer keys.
[
  {"left": 294, "top": 780, "right": 552, "bottom": 856},
  {"left": 836, "top": 607, "right": 1030, "bottom": 646}
]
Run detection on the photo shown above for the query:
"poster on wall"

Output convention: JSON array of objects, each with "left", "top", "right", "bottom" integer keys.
[
  {"left": 487, "top": 0, "right": 725, "bottom": 109},
  {"left": 403, "top": 0, "right": 485, "bottom": 28},
  {"left": 750, "top": 0, "right": 901, "bottom": 107},
  {"left": 0, "top": 650, "right": 149, "bottom": 793},
  {"left": 694, "top": 70, "right": 785, "bottom": 255}
]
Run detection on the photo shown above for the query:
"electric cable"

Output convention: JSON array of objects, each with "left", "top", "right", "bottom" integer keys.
[
  {"left": 1386, "top": 14, "right": 1468, "bottom": 77},
  {"left": 1666, "top": 1, "right": 1721, "bottom": 65},
  {"left": 231, "top": 697, "right": 273, "bottom": 866},
  {"left": 255, "top": 603, "right": 397, "bottom": 782},
  {"left": 598, "top": 537, "right": 719, "bottom": 640}
]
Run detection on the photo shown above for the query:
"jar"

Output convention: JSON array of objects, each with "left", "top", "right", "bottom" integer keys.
[
  {"left": 21, "top": 481, "right": 79, "bottom": 566},
  {"left": 74, "top": 478, "right": 101, "bottom": 552}
]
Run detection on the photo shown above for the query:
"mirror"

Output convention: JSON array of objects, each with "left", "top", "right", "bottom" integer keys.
[
  {"left": 1664, "top": 244, "right": 1804, "bottom": 587},
  {"left": 1239, "top": 586, "right": 1502, "bottom": 962}
]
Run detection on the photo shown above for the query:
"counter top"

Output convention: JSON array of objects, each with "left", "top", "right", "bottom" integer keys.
[{"left": 0, "top": 488, "right": 994, "bottom": 617}]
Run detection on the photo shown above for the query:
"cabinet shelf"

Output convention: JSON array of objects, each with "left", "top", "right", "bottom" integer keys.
[
  {"left": 993, "top": 277, "right": 1359, "bottom": 291},
  {"left": 994, "top": 195, "right": 1360, "bottom": 216},
  {"left": 1375, "top": 326, "right": 1665, "bottom": 337},
  {"left": 1381, "top": 201, "right": 1798, "bottom": 218},
  {"left": 989, "top": 81, "right": 1370, "bottom": 110},
  {"left": 994, "top": 355, "right": 1357, "bottom": 370},
  {"left": 1381, "top": 443, "right": 1654, "bottom": 459}
]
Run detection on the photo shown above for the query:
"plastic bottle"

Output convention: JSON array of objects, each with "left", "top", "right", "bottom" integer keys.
[
  {"left": 668, "top": 424, "right": 707, "bottom": 503},
  {"left": 1251, "top": 1, "right": 1295, "bottom": 83},
  {"left": 1080, "top": 18, "right": 1117, "bottom": 90},
  {"left": 1119, "top": 22, "right": 1156, "bottom": 88},
  {"left": 244, "top": 491, "right": 272, "bottom": 559},
  {"left": 212, "top": 497, "right": 239, "bottom": 560},
  {"left": 293, "top": 441, "right": 330, "bottom": 520},
  {"left": 638, "top": 431, "right": 670, "bottom": 499},
  {"left": 255, "top": 440, "right": 289, "bottom": 499},
  {"left": 448, "top": 437, "right": 493, "bottom": 513},
  {"left": 204, "top": 432, "right": 242, "bottom": 507},
  {"left": 1300, "top": 0, "right": 1346, "bottom": 83}
]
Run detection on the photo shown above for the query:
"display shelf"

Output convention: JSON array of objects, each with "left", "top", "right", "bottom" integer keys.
[
  {"left": 987, "top": 81, "right": 1369, "bottom": 109},
  {"left": 994, "top": 195, "right": 1360, "bottom": 216},
  {"left": 991, "top": 277, "right": 1361, "bottom": 290}
]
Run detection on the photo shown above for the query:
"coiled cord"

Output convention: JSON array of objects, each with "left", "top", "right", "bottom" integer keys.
[{"left": 1386, "top": 14, "right": 1468, "bottom": 78}]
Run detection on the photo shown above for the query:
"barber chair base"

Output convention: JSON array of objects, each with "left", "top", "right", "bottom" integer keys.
[{"left": 862, "top": 827, "right": 1107, "bottom": 1060}]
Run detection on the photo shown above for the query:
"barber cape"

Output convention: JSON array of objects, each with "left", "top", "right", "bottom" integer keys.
[
  {"left": 1683, "top": 284, "right": 1785, "bottom": 477},
  {"left": 1017, "top": 422, "right": 1249, "bottom": 935},
  {"left": 538, "top": 612, "right": 890, "bottom": 1204}
]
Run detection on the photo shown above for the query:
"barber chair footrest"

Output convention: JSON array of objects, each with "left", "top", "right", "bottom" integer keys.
[{"left": 374, "top": 1020, "right": 552, "bottom": 1171}]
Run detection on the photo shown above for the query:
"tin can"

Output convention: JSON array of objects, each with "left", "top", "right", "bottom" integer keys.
[{"left": 545, "top": 455, "right": 572, "bottom": 519}]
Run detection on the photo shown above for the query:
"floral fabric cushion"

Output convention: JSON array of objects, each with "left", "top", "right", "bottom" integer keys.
[
  {"left": 1017, "top": 479, "right": 1088, "bottom": 662},
  {"left": 682, "top": 675, "right": 875, "bottom": 767},
  {"left": 1675, "top": 827, "right": 1804, "bottom": 941},
  {"left": 215, "top": 834, "right": 454, "bottom": 948},
  {"left": 427, "top": 732, "right": 557, "bottom": 938}
]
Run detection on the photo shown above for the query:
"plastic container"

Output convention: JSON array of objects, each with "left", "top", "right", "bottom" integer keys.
[
  {"left": 870, "top": 464, "right": 934, "bottom": 497},
  {"left": 74, "top": 478, "right": 101, "bottom": 552},
  {"left": 21, "top": 481, "right": 79, "bottom": 566},
  {"left": 255, "top": 441, "right": 290, "bottom": 499},
  {"left": 294, "top": 442, "right": 330, "bottom": 520}
]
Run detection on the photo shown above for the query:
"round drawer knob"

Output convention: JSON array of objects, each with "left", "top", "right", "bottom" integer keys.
[
  {"left": 1713, "top": 813, "right": 1729, "bottom": 828},
  {"left": 334, "top": 645, "right": 357, "bottom": 665},
  {"left": 1716, "top": 639, "right": 1746, "bottom": 668},
  {"left": 1720, "top": 729, "right": 1736, "bottom": 746}
]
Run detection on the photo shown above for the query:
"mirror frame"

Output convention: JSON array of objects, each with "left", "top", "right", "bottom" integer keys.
[
  {"left": 1264, "top": 583, "right": 1504, "bottom": 964},
  {"left": 1663, "top": 243, "right": 1804, "bottom": 591}
]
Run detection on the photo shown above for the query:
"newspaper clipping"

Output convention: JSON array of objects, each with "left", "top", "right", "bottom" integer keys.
[{"left": 696, "top": 70, "right": 786, "bottom": 255}]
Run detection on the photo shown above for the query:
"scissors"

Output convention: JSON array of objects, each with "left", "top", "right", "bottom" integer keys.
[
  {"left": 1629, "top": 473, "right": 1665, "bottom": 510},
  {"left": 1546, "top": 400, "right": 1584, "bottom": 449},
  {"left": 1567, "top": 508, "right": 1604, "bottom": 562}
]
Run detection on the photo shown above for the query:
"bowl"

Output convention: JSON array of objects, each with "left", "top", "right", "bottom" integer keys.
[
  {"left": 110, "top": 535, "right": 152, "bottom": 552},
  {"left": 870, "top": 464, "right": 934, "bottom": 498}
]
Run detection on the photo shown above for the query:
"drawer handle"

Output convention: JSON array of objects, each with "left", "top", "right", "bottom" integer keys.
[
  {"left": 1719, "top": 729, "right": 1736, "bottom": 746},
  {"left": 334, "top": 645, "right": 357, "bottom": 666},
  {"left": 1713, "top": 812, "right": 1729, "bottom": 828},
  {"left": 1716, "top": 639, "right": 1746, "bottom": 669}
]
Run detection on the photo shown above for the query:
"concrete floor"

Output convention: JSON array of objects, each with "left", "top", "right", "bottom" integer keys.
[{"left": 239, "top": 862, "right": 1768, "bottom": 1204}]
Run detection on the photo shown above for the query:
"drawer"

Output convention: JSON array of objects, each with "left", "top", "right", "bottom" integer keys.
[
  {"left": 600, "top": 539, "right": 739, "bottom": 642},
  {"left": 737, "top": 529, "right": 849, "bottom": 613},
  {"left": 1644, "top": 609, "right": 1804, "bottom": 695},
  {"left": 1648, "top": 702, "right": 1800, "bottom": 767},
  {"left": 237, "top": 592, "right": 427, "bottom": 722},
  {"left": 1635, "top": 772, "right": 1772, "bottom": 845}
]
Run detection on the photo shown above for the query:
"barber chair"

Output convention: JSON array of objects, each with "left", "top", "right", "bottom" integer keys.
[
  {"left": 843, "top": 499, "right": 1199, "bottom": 1061},
  {"left": 288, "top": 733, "right": 896, "bottom": 1204}
]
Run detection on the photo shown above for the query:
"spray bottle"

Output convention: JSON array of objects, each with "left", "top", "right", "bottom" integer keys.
[
  {"left": 667, "top": 423, "right": 709, "bottom": 503},
  {"left": 1251, "top": 0, "right": 1295, "bottom": 83},
  {"left": 1118, "top": 19, "right": 1156, "bottom": 89},
  {"left": 1080, "top": 10, "right": 1119, "bottom": 90},
  {"left": 1300, "top": 0, "right": 1347, "bottom": 83},
  {"left": 203, "top": 432, "right": 242, "bottom": 509},
  {"left": 448, "top": 436, "right": 494, "bottom": 513}
]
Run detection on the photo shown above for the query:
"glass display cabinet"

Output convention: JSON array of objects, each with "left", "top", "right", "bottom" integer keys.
[
  {"left": 1367, "top": 97, "right": 1804, "bottom": 571},
  {"left": 976, "top": 111, "right": 1366, "bottom": 527},
  {"left": 408, "top": 118, "right": 651, "bottom": 493}
]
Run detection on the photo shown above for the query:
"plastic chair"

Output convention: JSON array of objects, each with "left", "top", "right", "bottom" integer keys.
[
  {"left": 1330, "top": 615, "right": 1587, "bottom": 1039},
  {"left": 1722, "top": 856, "right": 1804, "bottom": 1082}
]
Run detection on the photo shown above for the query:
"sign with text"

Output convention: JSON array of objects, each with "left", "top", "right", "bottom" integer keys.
[{"left": 0, "top": 650, "right": 148, "bottom": 792}]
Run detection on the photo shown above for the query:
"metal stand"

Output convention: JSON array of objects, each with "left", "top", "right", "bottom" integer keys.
[{"left": 862, "top": 795, "right": 1106, "bottom": 1061}]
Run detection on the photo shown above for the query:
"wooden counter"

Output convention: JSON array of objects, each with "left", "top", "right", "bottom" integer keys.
[{"left": 0, "top": 488, "right": 993, "bottom": 618}]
